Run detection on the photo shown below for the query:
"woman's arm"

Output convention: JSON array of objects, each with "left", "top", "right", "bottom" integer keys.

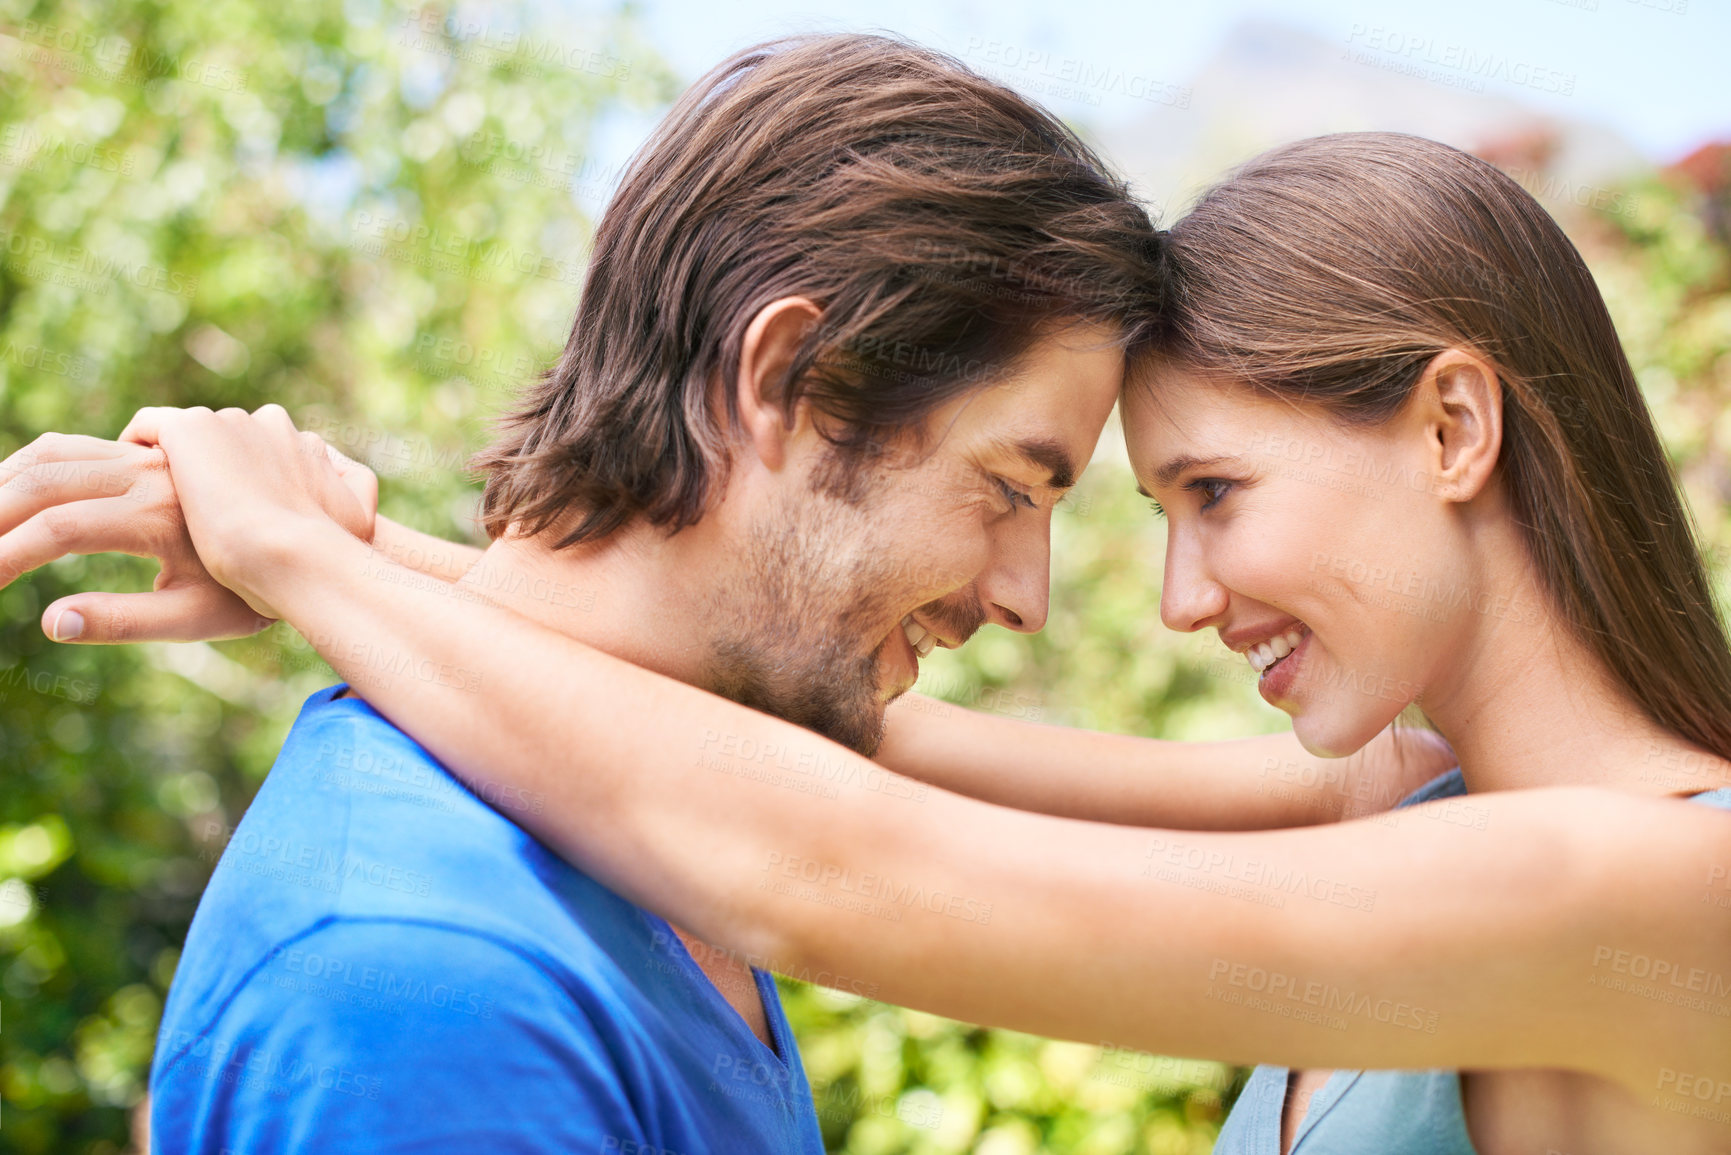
[
  {"left": 135, "top": 406, "right": 1728, "bottom": 1096},
  {"left": 0, "top": 424, "right": 1449, "bottom": 830},
  {"left": 241, "top": 514, "right": 1731, "bottom": 1094},
  {"left": 877, "top": 693, "right": 1452, "bottom": 828},
  {"left": 367, "top": 514, "right": 484, "bottom": 582}
]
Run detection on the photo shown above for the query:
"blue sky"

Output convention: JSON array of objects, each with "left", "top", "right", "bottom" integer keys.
[{"left": 617, "top": 0, "right": 1727, "bottom": 162}]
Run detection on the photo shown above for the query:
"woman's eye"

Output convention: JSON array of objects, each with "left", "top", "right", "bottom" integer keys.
[
  {"left": 995, "top": 477, "right": 1037, "bottom": 511},
  {"left": 1147, "top": 499, "right": 1165, "bottom": 520}
]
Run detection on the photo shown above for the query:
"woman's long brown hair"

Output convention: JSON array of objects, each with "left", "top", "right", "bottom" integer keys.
[{"left": 1156, "top": 131, "right": 1731, "bottom": 760}]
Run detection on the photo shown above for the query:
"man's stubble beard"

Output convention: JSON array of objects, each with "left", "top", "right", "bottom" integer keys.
[
  {"left": 702, "top": 487, "right": 902, "bottom": 756},
  {"left": 701, "top": 447, "right": 989, "bottom": 757}
]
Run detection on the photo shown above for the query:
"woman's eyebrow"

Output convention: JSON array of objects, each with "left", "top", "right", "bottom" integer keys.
[{"left": 1152, "top": 454, "right": 1233, "bottom": 488}]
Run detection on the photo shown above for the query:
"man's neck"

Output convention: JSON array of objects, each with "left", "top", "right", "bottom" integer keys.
[
  {"left": 452, "top": 526, "right": 779, "bottom": 1050},
  {"left": 454, "top": 525, "right": 709, "bottom": 679}
]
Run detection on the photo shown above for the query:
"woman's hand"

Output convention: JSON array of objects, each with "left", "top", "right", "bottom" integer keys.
[
  {"left": 115, "top": 405, "right": 377, "bottom": 621},
  {"left": 0, "top": 407, "right": 377, "bottom": 641}
]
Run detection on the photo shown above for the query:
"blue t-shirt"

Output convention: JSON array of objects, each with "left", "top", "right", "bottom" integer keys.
[{"left": 151, "top": 685, "right": 826, "bottom": 1155}]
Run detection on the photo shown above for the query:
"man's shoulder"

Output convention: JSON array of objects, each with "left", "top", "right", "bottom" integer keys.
[
  {"left": 159, "top": 691, "right": 825, "bottom": 1153},
  {"left": 237, "top": 685, "right": 564, "bottom": 914},
  {"left": 152, "top": 917, "right": 651, "bottom": 1150},
  {"left": 263, "top": 684, "right": 542, "bottom": 834},
  {"left": 166, "top": 916, "right": 615, "bottom": 1049},
  {"left": 178, "top": 686, "right": 651, "bottom": 1035},
  {"left": 153, "top": 914, "right": 823, "bottom": 1154}
]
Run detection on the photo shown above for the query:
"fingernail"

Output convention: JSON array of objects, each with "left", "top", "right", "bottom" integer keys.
[{"left": 50, "top": 609, "right": 84, "bottom": 641}]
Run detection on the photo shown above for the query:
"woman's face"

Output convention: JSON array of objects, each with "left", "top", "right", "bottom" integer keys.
[{"left": 1122, "top": 371, "right": 1492, "bottom": 757}]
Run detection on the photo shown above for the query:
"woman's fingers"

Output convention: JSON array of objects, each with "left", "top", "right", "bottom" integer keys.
[
  {"left": 119, "top": 405, "right": 377, "bottom": 535},
  {"left": 119, "top": 405, "right": 211, "bottom": 447},
  {"left": 299, "top": 432, "right": 376, "bottom": 539},
  {"left": 0, "top": 407, "right": 357, "bottom": 644},
  {"left": 328, "top": 442, "right": 380, "bottom": 524},
  {"left": 251, "top": 403, "right": 297, "bottom": 434},
  {"left": 89, "top": 404, "right": 380, "bottom": 620},
  {"left": 0, "top": 432, "right": 133, "bottom": 478},
  {"left": 0, "top": 495, "right": 168, "bottom": 589},
  {"left": 0, "top": 455, "right": 153, "bottom": 538},
  {"left": 40, "top": 585, "right": 272, "bottom": 644}
]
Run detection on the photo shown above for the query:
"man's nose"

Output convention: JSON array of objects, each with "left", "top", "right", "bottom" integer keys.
[{"left": 975, "top": 507, "right": 1052, "bottom": 634}]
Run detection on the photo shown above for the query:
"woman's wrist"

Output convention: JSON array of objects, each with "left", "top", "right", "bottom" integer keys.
[{"left": 225, "top": 513, "right": 376, "bottom": 625}]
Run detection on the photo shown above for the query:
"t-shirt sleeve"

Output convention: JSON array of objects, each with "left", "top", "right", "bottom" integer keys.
[{"left": 152, "top": 919, "right": 653, "bottom": 1154}]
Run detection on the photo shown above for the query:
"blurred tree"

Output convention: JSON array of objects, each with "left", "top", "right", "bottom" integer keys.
[{"left": 0, "top": 0, "right": 675, "bottom": 1148}]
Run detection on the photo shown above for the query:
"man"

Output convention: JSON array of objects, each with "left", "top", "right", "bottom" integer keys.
[{"left": 2, "top": 34, "right": 1160, "bottom": 1152}]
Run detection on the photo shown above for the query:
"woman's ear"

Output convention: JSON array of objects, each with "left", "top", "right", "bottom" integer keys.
[
  {"left": 1415, "top": 348, "right": 1503, "bottom": 504},
  {"left": 732, "top": 297, "right": 823, "bottom": 473}
]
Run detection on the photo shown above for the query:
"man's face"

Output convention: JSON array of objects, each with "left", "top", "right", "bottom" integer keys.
[{"left": 702, "top": 324, "right": 1123, "bottom": 754}]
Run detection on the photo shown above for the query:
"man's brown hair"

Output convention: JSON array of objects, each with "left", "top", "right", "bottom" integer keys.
[{"left": 475, "top": 33, "right": 1163, "bottom": 546}]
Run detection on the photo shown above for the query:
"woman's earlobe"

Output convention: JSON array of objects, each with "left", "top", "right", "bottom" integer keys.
[{"left": 1425, "top": 351, "right": 1504, "bottom": 503}]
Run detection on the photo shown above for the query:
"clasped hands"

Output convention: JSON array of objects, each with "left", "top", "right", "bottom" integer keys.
[{"left": 0, "top": 405, "right": 377, "bottom": 643}]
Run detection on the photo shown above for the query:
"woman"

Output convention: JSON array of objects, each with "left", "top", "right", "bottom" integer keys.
[{"left": 16, "top": 133, "right": 1731, "bottom": 1152}]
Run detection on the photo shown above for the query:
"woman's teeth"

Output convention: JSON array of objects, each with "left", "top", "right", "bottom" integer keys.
[
  {"left": 902, "top": 615, "right": 937, "bottom": 658},
  {"left": 1247, "top": 626, "right": 1308, "bottom": 675}
]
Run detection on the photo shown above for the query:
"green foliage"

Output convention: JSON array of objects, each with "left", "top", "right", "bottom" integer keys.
[
  {"left": 1587, "top": 176, "right": 1731, "bottom": 598},
  {"left": 777, "top": 985, "right": 1237, "bottom": 1155},
  {"left": 0, "top": 1, "right": 1725, "bottom": 1151},
  {"left": 0, "top": 0, "right": 675, "bottom": 1147}
]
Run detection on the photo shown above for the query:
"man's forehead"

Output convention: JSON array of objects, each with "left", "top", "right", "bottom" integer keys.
[{"left": 919, "top": 334, "right": 1120, "bottom": 486}]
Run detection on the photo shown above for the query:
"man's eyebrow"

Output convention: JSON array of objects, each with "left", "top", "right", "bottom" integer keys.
[
  {"left": 1152, "top": 454, "right": 1233, "bottom": 489},
  {"left": 992, "top": 436, "right": 1079, "bottom": 491}
]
